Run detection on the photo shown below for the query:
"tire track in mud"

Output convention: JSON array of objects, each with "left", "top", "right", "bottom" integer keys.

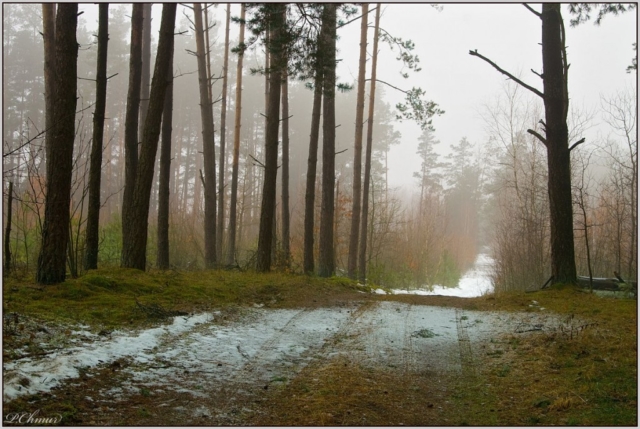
[
  {"left": 402, "top": 304, "right": 416, "bottom": 375},
  {"left": 212, "top": 304, "right": 367, "bottom": 423},
  {"left": 455, "top": 308, "right": 475, "bottom": 377}
]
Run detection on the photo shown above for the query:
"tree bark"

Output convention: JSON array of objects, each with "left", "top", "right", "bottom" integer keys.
[
  {"left": 4, "top": 181, "right": 13, "bottom": 273},
  {"left": 303, "top": 66, "right": 323, "bottom": 274},
  {"left": 281, "top": 65, "right": 291, "bottom": 266},
  {"left": 121, "top": 4, "right": 143, "bottom": 263},
  {"left": 256, "top": 4, "right": 285, "bottom": 272},
  {"left": 227, "top": 4, "right": 246, "bottom": 266},
  {"left": 42, "top": 4, "right": 56, "bottom": 180},
  {"left": 318, "top": 4, "right": 337, "bottom": 278},
  {"left": 217, "top": 3, "right": 231, "bottom": 259},
  {"left": 193, "top": 2, "right": 217, "bottom": 268},
  {"left": 138, "top": 3, "right": 152, "bottom": 145},
  {"left": 156, "top": 33, "right": 175, "bottom": 270},
  {"left": 348, "top": 3, "right": 369, "bottom": 279},
  {"left": 121, "top": 3, "right": 176, "bottom": 270},
  {"left": 541, "top": 4, "right": 577, "bottom": 283},
  {"left": 36, "top": 4, "right": 78, "bottom": 284},
  {"left": 84, "top": 3, "right": 109, "bottom": 271},
  {"left": 358, "top": 4, "right": 381, "bottom": 283}
]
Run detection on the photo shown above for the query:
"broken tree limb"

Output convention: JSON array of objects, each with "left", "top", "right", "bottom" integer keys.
[
  {"left": 469, "top": 49, "right": 544, "bottom": 99},
  {"left": 527, "top": 129, "right": 548, "bottom": 146},
  {"left": 568, "top": 137, "right": 586, "bottom": 152},
  {"left": 522, "top": 3, "right": 542, "bottom": 18}
]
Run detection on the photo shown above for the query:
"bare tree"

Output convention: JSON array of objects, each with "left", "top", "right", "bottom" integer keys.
[
  {"left": 227, "top": 4, "right": 246, "bottom": 265},
  {"left": 121, "top": 3, "right": 176, "bottom": 270},
  {"left": 217, "top": 4, "right": 231, "bottom": 259},
  {"left": 121, "top": 4, "right": 143, "bottom": 262},
  {"left": 138, "top": 3, "right": 152, "bottom": 144},
  {"left": 470, "top": 4, "right": 579, "bottom": 283},
  {"left": 358, "top": 4, "right": 381, "bottom": 283},
  {"left": 42, "top": 4, "right": 55, "bottom": 178},
  {"left": 318, "top": 4, "right": 337, "bottom": 277},
  {"left": 281, "top": 66, "right": 291, "bottom": 266},
  {"left": 36, "top": 3, "right": 78, "bottom": 284},
  {"left": 348, "top": 3, "right": 369, "bottom": 279},
  {"left": 256, "top": 4, "right": 285, "bottom": 272},
  {"left": 156, "top": 29, "right": 175, "bottom": 270},
  {"left": 84, "top": 3, "right": 109, "bottom": 271},
  {"left": 193, "top": 2, "right": 217, "bottom": 268},
  {"left": 4, "top": 182, "right": 13, "bottom": 273}
]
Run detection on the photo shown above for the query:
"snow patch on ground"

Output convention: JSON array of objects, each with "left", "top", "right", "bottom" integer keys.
[
  {"left": 375, "top": 253, "right": 495, "bottom": 298},
  {"left": 3, "top": 313, "right": 213, "bottom": 401}
]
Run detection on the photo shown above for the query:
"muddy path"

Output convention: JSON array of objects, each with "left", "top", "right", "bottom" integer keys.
[{"left": 3, "top": 300, "right": 564, "bottom": 425}]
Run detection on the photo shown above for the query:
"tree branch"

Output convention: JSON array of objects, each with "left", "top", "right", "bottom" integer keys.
[
  {"left": 523, "top": 3, "right": 542, "bottom": 18},
  {"left": 569, "top": 138, "right": 586, "bottom": 152},
  {"left": 249, "top": 154, "right": 265, "bottom": 168},
  {"left": 527, "top": 129, "right": 547, "bottom": 146},
  {"left": 364, "top": 78, "right": 408, "bottom": 94},
  {"left": 469, "top": 49, "right": 544, "bottom": 98}
]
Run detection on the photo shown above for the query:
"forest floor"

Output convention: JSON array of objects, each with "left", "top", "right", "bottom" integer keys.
[{"left": 2, "top": 271, "right": 637, "bottom": 426}]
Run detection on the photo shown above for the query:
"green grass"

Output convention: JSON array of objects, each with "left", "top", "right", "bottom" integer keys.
[{"left": 3, "top": 267, "right": 369, "bottom": 330}]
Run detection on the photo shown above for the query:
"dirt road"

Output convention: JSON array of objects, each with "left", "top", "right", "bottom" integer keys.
[{"left": 3, "top": 300, "right": 561, "bottom": 425}]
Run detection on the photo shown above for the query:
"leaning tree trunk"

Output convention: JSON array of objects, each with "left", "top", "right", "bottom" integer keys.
[
  {"left": 84, "top": 3, "right": 109, "bottom": 271},
  {"left": 121, "top": 3, "right": 176, "bottom": 270},
  {"left": 348, "top": 3, "right": 369, "bottom": 279},
  {"left": 217, "top": 3, "right": 231, "bottom": 259},
  {"left": 193, "top": 2, "right": 217, "bottom": 268},
  {"left": 256, "top": 4, "right": 285, "bottom": 272},
  {"left": 156, "top": 35, "right": 175, "bottom": 270},
  {"left": 318, "top": 4, "right": 337, "bottom": 278},
  {"left": 358, "top": 4, "right": 381, "bottom": 283},
  {"left": 36, "top": 4, "right": 78, "bottom": 284},
  {"left": 121, "top": 4, "right": 144, "bottom": 263},
  {"left": 541, "top": 3, "right": 576, "bottom": 284},
  {"left": 227, "top": 4, "right": 245, "bottom": 266}
]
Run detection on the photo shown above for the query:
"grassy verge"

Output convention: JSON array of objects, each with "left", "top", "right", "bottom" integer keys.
[{"left": 2, "top": 268, "right": 368, "bottom": 330}]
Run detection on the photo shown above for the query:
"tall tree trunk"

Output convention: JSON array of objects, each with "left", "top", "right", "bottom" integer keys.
[
  {"left": 36, "top": 4, "right": 78, "bottom": 284},
  {"left": 281, "top": 65, "right": 291, "bottom": 266},
  {"left": 138, "top": 3, "right": 152, "bottom": 145},
  {"left": 227, "top": 4, "right": 245, "bottom": 265},
  {"left": 156, "top": 35, "right": 175, "bottom": 270},
  {"left": 541, "top": 4, "right": 576, "bottom": 284},
  {"left": 348, "top": 3, "right": 369, "bottom": 279},
  {"left": 358, "top": 4, "right": 380, "bottom": 283},
  {"left": 84, "top": 3, "right": 109, "bottom": 271},
  {"left": 42, "top": 4, "right": 56, "bottom": 180},
  {"left": 318, "top": 4, "right": 337, "bottom": 278},
  {"left": 5, "top": 181, "right": 13, "bottom": 273},
  {"left": 256, "top": 4, "right": 285, "bottom": 272},
  {"left": 204, "top": 4, "right": 213, "bottom": 101},
  {"left": 193, "top": 3, "right": 217, "bottom": 268},
  {"left": 121, "top": 4, "right": 144, "bottom": 263},
  {"left": 121, "top": 3, "right": 176, "bottom": 270},
  {"left": 303, "top": 66, "right": 323, "bottom": 274},
  {"left": 217, "top": 4, "right": 231, "bottom": 259}
]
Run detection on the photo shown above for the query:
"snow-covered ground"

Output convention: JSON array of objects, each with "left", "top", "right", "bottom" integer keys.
[{"left": 375, "top": 253, "right": 494, "bottom": 298}]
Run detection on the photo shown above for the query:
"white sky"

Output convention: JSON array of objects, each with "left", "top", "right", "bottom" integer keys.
[{"left": 78, "top": 2, "right": 637, "bottom": 191}]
